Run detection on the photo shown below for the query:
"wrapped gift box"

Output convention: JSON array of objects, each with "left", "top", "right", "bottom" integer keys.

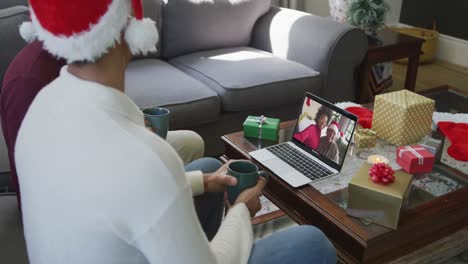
[
  {"left": 397, "top": 145, "right": 435, "bottom": 174},
  {"left": 354, "top": 126, "right": 377, "bottom": 148},
  {"left": 372, "top": 90, "right": 435, "bottom": 146},
  {"left": 243, "top": 116, "right": 280, "bottom": 141},
  {"left": 347, "top": 163, "right": 413, "bottom": 230}
]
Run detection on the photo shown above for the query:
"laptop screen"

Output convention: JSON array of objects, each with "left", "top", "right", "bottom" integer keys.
[{"left": 292, "top": 93, "right": 358, "bottom": 171}]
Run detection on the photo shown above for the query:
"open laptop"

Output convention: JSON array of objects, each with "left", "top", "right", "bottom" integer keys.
[{"left": 250, "top": 93, "right": 358, "bottom": 187}]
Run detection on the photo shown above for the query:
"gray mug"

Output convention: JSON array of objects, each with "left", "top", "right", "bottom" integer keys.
[{"left": 142, "top": 107, "right": 170, "bottom": 139}]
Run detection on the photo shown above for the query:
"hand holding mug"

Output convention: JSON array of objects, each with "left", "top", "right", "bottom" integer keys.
[
  {"left": 226, "top": 161, "right": 267, "bottom": 204},
  {"left": 233, "top": 176, "right": 267, "bottom": 217},
  {"left": 203, "top": 161, "right": 238, "bottom": 193}
]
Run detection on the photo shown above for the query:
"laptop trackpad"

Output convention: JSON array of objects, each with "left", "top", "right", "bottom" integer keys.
[
  {"left": 263, "top": 159, "right": 293, "bottom": 175},
  {"left": 263, "top": 159, "right": 311, "bottom": 187}
]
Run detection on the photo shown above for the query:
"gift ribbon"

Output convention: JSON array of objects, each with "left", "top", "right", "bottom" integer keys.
[
  {"left": 246, "top": 115, "right": 274, "bottom": 139},
  {"left": 399, "top": 146, "right": 425, "bottom": 165},
  {"left": 356, "top": 127, "right": 377, "bottom": 136}
]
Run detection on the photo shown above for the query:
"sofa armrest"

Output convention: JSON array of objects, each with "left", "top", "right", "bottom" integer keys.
[{"left": 251, "top": 6, "right": 367, "bottom": 102}]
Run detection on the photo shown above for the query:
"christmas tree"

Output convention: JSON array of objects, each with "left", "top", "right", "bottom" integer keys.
[{"left": 347, "top": 0, "right": 389, "bottom": 35}]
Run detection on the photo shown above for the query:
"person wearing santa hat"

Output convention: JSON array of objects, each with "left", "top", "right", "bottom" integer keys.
[
  {"left": 317, "top": 121, "right": 341, "bottom": 163},
  {"left": 14, "top": 0, "right": 336, "bottom": 264}
]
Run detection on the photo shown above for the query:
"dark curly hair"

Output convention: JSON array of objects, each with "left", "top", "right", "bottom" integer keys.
[{"left": 314, "top": 106, "right": 333, "bottom": 125}]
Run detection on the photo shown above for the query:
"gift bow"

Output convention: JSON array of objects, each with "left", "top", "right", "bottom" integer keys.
[
  {"left": 399, "top": 146, "right": 425, "bottom": 165},
  {"left": 247, "top": 115, "right": 274, "bottom": 139}
]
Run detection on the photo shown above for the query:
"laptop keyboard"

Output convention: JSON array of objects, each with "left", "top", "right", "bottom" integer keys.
[{"left": 267, "top": 143, "right": 333, "bottom": 180}]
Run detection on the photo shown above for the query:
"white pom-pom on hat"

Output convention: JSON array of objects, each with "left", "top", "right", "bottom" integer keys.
[
  {"left": 19, "top": 21, "right": 36, "bottom": 43},
  {"left": 125, "top": 17, "right": 158, "bottom": 56}
]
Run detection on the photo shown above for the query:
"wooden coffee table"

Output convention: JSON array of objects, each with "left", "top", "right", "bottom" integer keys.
[{"left": 221, "top": 95, "right": 468, "bottom": 263}]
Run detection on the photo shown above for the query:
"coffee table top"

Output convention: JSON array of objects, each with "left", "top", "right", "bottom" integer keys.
[
  {"left": 225, "top": 118, "right": 467, "bottom": 213},
  {"left": 263, "top": 121, "right": 466, "bottom": 207}
]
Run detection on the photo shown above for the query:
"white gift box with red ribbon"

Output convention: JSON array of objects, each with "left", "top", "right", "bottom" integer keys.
[{"left": 396, "top": 145, "right": 435, "bottom": 174}]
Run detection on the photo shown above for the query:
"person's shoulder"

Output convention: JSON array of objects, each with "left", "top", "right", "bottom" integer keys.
[{"left": 304, "top": 124, "right": 317, "bottom": 131}]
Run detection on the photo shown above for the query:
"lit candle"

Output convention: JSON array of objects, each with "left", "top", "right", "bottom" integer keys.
[{"left": 367, "top": 155, "right": 389, "bottom": 164}]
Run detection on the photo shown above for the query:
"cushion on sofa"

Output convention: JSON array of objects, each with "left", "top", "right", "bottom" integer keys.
[
  {"left": 170, "top": 47, "right": 321, "bottom": 112},
  {"left": 161, "top": 0, "right": 271, "bottom": 59},
  {"left": 0, "top": 195, "right": 28, "bottom": 264},
  {"left": 0, "top": 6, "right": 29, "bottom": 88},
  {"left": 0, "top": 0, "right": 27, "bottom": 10},
  {"left": 125, "top": 59, "right": 220, "bottom": 128}
]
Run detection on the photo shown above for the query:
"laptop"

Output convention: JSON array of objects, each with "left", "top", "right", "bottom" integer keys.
[{"left": 249, "top": 93, "right": 358, "bottom": 187}]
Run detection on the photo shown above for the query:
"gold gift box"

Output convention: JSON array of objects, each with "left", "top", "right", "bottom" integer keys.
[
  {"left": 354, "top": 126, "right": 377, "bottom": 148},
  {"left": 372, "top": 90, "right": 435, "bottom": 146},
  {"left": 347, "top": 163, "right": 413, "bottom": 230}
]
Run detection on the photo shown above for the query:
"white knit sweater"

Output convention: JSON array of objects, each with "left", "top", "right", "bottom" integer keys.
[{"left": 15, "top": 67, "right": 253, "bottom": 264}]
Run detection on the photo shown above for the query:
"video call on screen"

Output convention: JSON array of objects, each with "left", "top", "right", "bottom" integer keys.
[{"left": 293, "top": 97, "right": 356, "bottom": 165}]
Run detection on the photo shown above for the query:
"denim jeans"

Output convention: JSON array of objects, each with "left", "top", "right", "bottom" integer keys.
[
  {"left": 186, "top": 158, "right": 337, "bottom": 264},
  {"left": 248, "top": 225, "right": 337, "bottom": 264},
  {"left": 185, "top": 158, "right": 225, "bottom": 241}
]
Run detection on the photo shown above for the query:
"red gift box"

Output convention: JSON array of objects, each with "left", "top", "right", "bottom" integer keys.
[{"left": 396, "top": 145, "right": 435, "bottom": 174}]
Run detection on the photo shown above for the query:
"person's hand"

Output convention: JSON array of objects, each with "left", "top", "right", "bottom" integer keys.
[
  {"left": 144, "top": 119, "right": 155, "bottom": 132},
  {"left": 230, "top": 176, "right": 267, "bottom": 217},
  {"left": 203, "top": 161, "right": 238, "bottom": 193}
]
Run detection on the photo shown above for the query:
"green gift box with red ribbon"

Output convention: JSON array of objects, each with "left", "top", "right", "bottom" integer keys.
[{"left": 243, "top": 115, "right": 280, "bottom": 141}]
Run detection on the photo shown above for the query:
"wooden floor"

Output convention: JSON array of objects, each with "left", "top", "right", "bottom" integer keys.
[{"left": 388, "top": 60, "right": 468, "bottom": 93}]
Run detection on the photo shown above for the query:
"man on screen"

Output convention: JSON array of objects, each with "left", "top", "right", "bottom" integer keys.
[{"left": 317, "top": 121, "right": 340, "bottom": 163}]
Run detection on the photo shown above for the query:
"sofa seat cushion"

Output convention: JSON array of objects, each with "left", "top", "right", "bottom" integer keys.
[
  {"left": 125, "top": 59, "right": 220, "bottom": 129},
  {"left": 0, "top": 195, "right": 28, "bottom": 264},
  {"left": 170, "top": 47, "right": 321, "bottom": 112}
]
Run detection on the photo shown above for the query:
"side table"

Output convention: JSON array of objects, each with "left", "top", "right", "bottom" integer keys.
[{"left": 357, "top": 29, "right": 424, "bottom": 103}]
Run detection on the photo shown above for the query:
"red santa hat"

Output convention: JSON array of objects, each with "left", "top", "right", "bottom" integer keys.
[
  {"left": 19, "top": 0, "right": 159, "bottom": 63},
  {"left": 328, "top": 121, "right": 340, "bottom": 135}
]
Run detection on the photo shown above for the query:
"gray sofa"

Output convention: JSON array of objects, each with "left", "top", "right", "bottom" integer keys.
[
  {"left": 0, "top": 1, "right": 366, "bottom": 262},
  {"left": 1, "top": 0, "right": 367, "bottom": 157}
]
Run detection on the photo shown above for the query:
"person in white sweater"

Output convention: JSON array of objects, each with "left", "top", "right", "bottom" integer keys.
[{"left": 15, "top": 0, "right": 337, "bottom": 263}]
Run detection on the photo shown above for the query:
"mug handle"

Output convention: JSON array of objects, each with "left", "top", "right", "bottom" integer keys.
[{"left": 257, "top": 170, "right": 270, "bottom": 183}]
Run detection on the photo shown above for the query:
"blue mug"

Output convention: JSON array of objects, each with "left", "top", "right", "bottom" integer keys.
[
  {"left": 227, "top": 161, "right": 266, "bottom": 204},
  {"left": 142, "top": 107, "right": 170, "bottom": 139}
]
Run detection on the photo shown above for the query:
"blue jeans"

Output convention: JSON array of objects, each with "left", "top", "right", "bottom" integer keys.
[
  {"left": 248, "top": 225, "right": 337, "bottom": 264},
  {"left": 185, "top": 158, "right": 225, "bottom": 241},
  {"left": 186, "top": 158, "right": 337, "bottom": 264}
]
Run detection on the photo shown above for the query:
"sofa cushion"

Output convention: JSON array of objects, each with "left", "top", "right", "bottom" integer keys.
[
  {"left": 0, "top": 0, "right": 27, "bottom": 10},
  {"left": 0, "top": 195, "right": 28, "bottom": 264},
  {"left": 0, "top": 6, "right": 29, "bottom": 88},
  {"left": 125, "top": 59, "right": 220, "bottom": 129},
  {"left": 161, "top": 0, "right": 271, "bottom": 59},
  {"left": 170, "top": 47, "right": 321, "bottom": 112}
]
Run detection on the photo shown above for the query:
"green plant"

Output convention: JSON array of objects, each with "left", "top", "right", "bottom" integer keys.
[{"left": 347, "top": 0, "right": 389, "bottom": 34}]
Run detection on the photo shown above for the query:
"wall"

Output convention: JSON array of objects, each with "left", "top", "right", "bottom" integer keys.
[
  {"left": 399, "top": 0, "right": 468, "bottom": 67},
  {"left": 400, "top": 0, "right": 468, "bottom": 41}
]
